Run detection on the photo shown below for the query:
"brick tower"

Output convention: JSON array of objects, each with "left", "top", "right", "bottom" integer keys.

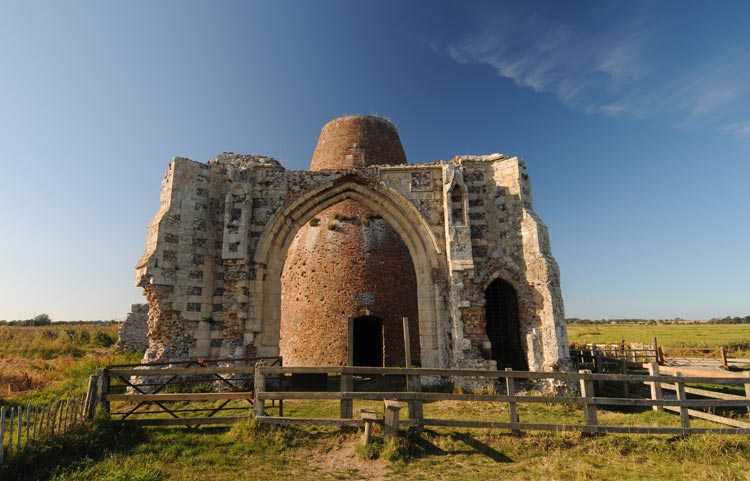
[{"left": 279, "top": 115, "right": 420, "bottom": 367}]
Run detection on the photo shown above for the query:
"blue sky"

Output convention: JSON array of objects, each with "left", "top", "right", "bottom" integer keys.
[{"left": 1, "top": 0, "right": 748, "bottom": 321}]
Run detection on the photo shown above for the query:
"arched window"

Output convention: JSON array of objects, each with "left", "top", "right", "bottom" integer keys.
[{"left": 450, "top": 185, "right": 465, "bottom": 226}]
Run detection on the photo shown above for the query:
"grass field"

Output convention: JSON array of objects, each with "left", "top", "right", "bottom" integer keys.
[
  {"left": 0, "top": 324, "right": 141, "bottom": 406},
  {"left": 3, "top": 403, "right": 750, "bottom": 481},
  {"left": 3, "top": 322, "right": 750, "bottom": 480},
  {"left": 567, "top": 322, "right": 750, "bottom": 355}
]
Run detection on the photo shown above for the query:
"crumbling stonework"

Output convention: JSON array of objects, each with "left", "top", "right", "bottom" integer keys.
[
  {"left": 135, "top": 115, "right": 569, "bottom": 371},
  {"left": 116, "top": 304, "right": 149, "bottom": 352}
]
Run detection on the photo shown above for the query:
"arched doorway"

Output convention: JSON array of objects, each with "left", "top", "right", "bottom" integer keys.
[
  {"left": 485, "top": 279, "right": 527, "bottom": 370},
  {"left": 352, "top": 315, "right": 384, "bottom": 366},
  {"left": 251, "top": 180, "right": 445, "bottom": 368},
  {"left": 279, "top": 198, "right": 419, "bottom": 367}
]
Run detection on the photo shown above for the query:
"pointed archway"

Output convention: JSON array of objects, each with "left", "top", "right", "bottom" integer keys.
[
  {"left": 251, "top": 177, "right": 447, "bottom": 368},
  {"left": 485, "top": 278, "right": 527, "bottom": 370}
]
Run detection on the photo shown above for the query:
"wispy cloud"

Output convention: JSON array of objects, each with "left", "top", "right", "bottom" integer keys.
[
  {"left": 720, "top": 120, "right": 750, "bottom": 141},
  {"left": 440, "top": 8, "right": 750, "bottom": 140},
  {"left": 446, "top": 13, "right": 650, "bottom": 112}
]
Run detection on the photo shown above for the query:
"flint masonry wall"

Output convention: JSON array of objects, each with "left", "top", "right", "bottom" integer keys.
[
  {"left": 116, "top": 304, "right": 149, "bottom": 352},
  {"left": 135, "top": 116, "right": 569, "bottom": 371}
]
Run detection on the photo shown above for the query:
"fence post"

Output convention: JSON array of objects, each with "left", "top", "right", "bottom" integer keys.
[
  {"left": 52, "top": 401, "right": 60, "bottom": 435},
  {"left": 253, "top": 361, "right": 266, "bottom": 418},
  {"left": 95, "top": 369, "right": 110, "bottom": 416},
  {"left": 579, "top": 369, "right": 598, "bottom": 427},
  {"left": 505, "top": 368, "right": 520, "bottom": 436},
  {"left": 408, "top": 374, "right": 423, "bottom": 427},
  {"left": 7, "top": 408, "right": 13, "bottom": 460},
  {"left": 360, "top": 409, "right": 377, "bottom": 444},
  {"left": 384, "top": 400, "right": 401, "bottom": 441},
  {"left": 652, "top": 336, "right": 659, "bottom": 365},
  {"left": 32, "top": 406, "right": 38, "bottom": 440},
  {"left": 743, "top": 372, "right": 750, "bottom": 416},
  {"left": 61, "top": 401, "right": 69, "bottom": 433},
  {"left": 620, "top": 359, "right": 629, "bottom": 397},
  {"left": 675, "top": 371, "right": 690, "bottom": 428},
  {"left": 84, "top": 374, "right": 99, "bottom": 420},
  {"left": 24, "top": 405, "right": 31, "bottom": 447},
  {"left": 340, "top": 368, "right": 353, "bottom": 419},
  {"left": 648, "top": 362, "right": 663, "bottom": 412},
  {"left": 16, "top": 406, "right": 22, "bottom": 454},
  {"left": 43, "top": 403, "right": 52, "bottom": 437},
  {"left": 402, "top": 317, "right": 411, "bottom": 368},
  {"left": 720, "top": 347, "right": 728, "bottom": 369},
  {"left": 594, "top": 355, "right": 604, "bottom": 394},
  {"left": 658, "top": 346, "right": 666, "bottom": 365},
  {"left": 403, "top": 317, "right": 423, "bottom": 426},
  {"left": 1, "top": 406, "right": 6, "bottom": 465}
]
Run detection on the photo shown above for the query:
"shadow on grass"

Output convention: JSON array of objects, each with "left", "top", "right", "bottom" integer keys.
[
  {"left": 453, "top": 433, "right": 513, "bottom": 462},
  {"left": 0, "top": 418, "right": 149, "bottom": 481},
  {"left": 408, "top": 430, "right": 513, "bottom": 463}
]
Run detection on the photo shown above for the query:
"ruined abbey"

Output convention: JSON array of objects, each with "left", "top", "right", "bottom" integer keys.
[{"left": 134, "top": 115, "right": 569, "bottom": 371}]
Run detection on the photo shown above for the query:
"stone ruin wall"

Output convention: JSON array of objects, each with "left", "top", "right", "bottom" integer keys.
[
  {"left": 116, "top": 304, "right": 149, "bottom": 352},
  {"left": 135, "top": 148, "right": 568, "bottom": 371}
]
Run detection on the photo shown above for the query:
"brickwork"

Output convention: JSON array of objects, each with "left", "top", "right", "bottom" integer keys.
[
  {"left": 135, "top": 115, "right": 570, "bottom": 373},
  {"left": 310, "top": 116, "right": 407, "bottom": 170},
  {"left": 280, "top": 200, "right": 419, "bottom": 366}
]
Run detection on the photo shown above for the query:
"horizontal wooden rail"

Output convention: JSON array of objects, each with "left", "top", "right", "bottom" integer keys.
[
  {"left": 256, "top": 417, "right": 368, "bottom": 427},
  {"left": 107, "top": 356, "right": 281, "bottom": 368},
  {"left": 256, "top": 391, "right": 750, "bottom": 409},
  {"left": 106, "top": 392, "right": 254, "bottom": 402},
  {"left": 661, "top": 383, "right": 749, "bottom": 401},
  {"left": 662, "top": 407, "right": 750, "bottom": 429},
  {"left": 108, "top": 366, "right": 256, "bottom": 377},
  {"left": 122, "top": 416, "right": 251, "bottom": 427},
  {"left": 256, "top": 365, "right": 749, "bottom": 385},
  {"left": 422, "top": 419, "right": 750, "bottom": 435}
]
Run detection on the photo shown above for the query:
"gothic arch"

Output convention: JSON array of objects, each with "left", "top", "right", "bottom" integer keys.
[{"left": 251, "top": 177, "right": 446, "bottom": 367}]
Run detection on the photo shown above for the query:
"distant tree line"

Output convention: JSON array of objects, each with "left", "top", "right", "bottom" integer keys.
[
  {"left": 707, "top": 316, "right": 750, "bottom": 324},
  {"left": 567, "top": 317, "right": 750, "bottom": 325},
  {"left": 0, "top": 313, "right": 119, "bottom": 326}
]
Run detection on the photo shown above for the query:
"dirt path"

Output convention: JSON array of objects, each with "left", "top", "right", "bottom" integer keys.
[{"left": 305, "top": 437, "right": 389, "bottom": 480}]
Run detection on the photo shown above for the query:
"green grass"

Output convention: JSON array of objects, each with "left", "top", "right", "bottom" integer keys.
[
  {"left": 0, "top": 324, "right": 120, "bottom": 359},
  {"left": 3, "top": 405, "right": 750, "bottom": 481},
  {"left": 567, "top": 322, "right": 750, "bottom": 354},
  {"left": 0, "top": 323, "right": 142, "bottom": 407},
  {"left": 5, "top": 323, "right": 750, "bottom": 480}
]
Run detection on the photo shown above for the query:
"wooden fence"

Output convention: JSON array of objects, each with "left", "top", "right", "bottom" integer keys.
[
  {"left": 252, "top": 364, "right": 750, "bottom": 435},
  {"left": 571, "top": 338, "right": 731, "bottom": 369},
  {"left": 0, "top": 394, "right": 87, "bottom": 465},
  {"left": 661, "top": 346, "right": 729, "bottom": 367},
  {"left": 9, "top": 358, "right": 743, "bottom": 454},
  {"left": 100, "top": 356, "right": 281, "bottom": 426}
]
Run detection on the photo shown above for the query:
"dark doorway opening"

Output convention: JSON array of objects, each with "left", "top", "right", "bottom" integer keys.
[
  {"left": 352, "top": 316, "right": 384, "bottom": 367},
  {"left": 485, "top": 279, "right": 527, "bottom": 370}
]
